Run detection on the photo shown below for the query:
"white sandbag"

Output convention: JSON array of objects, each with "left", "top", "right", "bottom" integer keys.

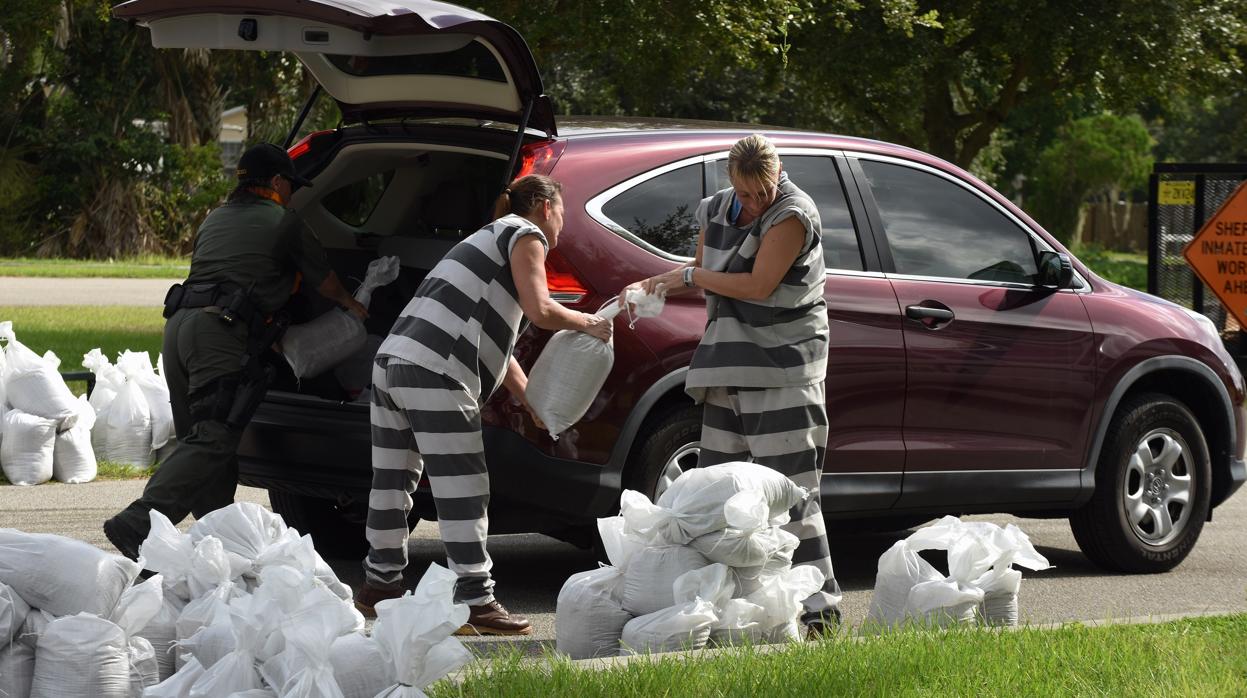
[
  {"left": 53, "top": 394, "right": 97, "bottom": 484},
  {"left": 974, "top": 566, "right": 1023, "bottom": 627},
  {"left": 330, "top": 633, "right": 393, "bottom": 698},
  {"left": 525, "top": 302, "right": 621, "bottom": 439},
  {"left": 283, "top": 256, "right": 398, "bottom": 381},
  {"left": 619, "top": 598, "right": 717, "bottom": 656},
  {"left": 83, "top": 348, "right": 123, "bottom": 415},
  {"left": 129, "top": 636, "right": 162, "bottom": 695},
  {"left": 139, "top": 510, "right": 197, "bottom": 603},
  {"left": 111, "top": 573, "right": 166, "bottom": 695},
  {"left": 95, "top": 377, "right": 154, "bottom": 468},
  {"left": 0, "top": 529, "right": 139, "bottom": 618},
  {"left": 623, "top": 464, "right": 808, "bottom": 545},
  {"left": 260, "top": 604, "right": 348, "bottom": 698},
  {"left": 0, "top": 410, "right": 55, "bottom": 486},
  {"left": 689, "top": 510, "right": 800, "bottom": 568},
  {"left": 0, "top": 580, "right": 30, "bottom": 646},
  {"left": 905, "top": 578, "right": 984, "bottom": 628},
  {"left": 142, "top": 656, "right": 204, "bottom": 698},
  {"left": 139, "top": 592, "right": 184, "bottom": 681},
  {"left": 252, "top": 530, "right": 353, "bottom": 602},
  {"left": 175, "top": 538, "right": 238, "bottom": 667},
  {"left": 596, "top": 515, "right": 646, "bottom": 571},
  {"left": 16, "top": 608, "right": 54, "bottom": 650},
  {"left": 0, "top": 323, "right": 79, "bottom": 429},
  {"left": 620, "top": 287, "right": 666, "bottom": 326},
  {"left": 182, "top": 623, "right": 235, "bottom": 670},
  {"left": 247, "top": 566, "right": 362, "bottom": 664},
  {"left": 744, "top": 565, "right": 828, "bottom": 643},
  {"left": 117, "top": 351, "right": 174, "bottom": 450},
  {"left": 371, "top": 564, "right": 473, "bottom": 698},
  {"left": 31, "top": 613, "right": 131, "bottom": 698},
  {"left": 864, "top": 539, "right": 942, "bottom": 630},
  {"left": 0, "top": 639, "right": 35, "bottom": 698},
  {"left": 708, "top": 598, "right": 767, "bottom": 646},
  {"left": 229, "top": 691, "right": 277, "bottom": 698},
  {"left": 556, "top": 566, "right": 631, "bottom": 659},
  {"left": 620, "top": 544, "right": 711, "bottom": 616},
  {"left": 188, "top": 596, "right": 267, "bottom": 697},
  {"left": 282, "top": 309, "right": 366, "bottom": 379}
]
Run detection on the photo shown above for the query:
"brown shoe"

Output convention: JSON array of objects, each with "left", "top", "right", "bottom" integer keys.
[
  {"left": 454, "top": 600, "right": 532, "bottom": 636},
  {"left": 354, "top": 584, "right": 404, "bottom": 619}
]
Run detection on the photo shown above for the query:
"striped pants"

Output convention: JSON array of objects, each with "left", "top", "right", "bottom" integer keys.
[
  {"left": 363, "top": 357, "right": 494, "bottom": 605},
  {"left": 698, "top": 383, "right": 842, "bottom": 621}
]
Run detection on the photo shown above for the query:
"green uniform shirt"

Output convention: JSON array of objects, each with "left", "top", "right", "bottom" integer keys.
[{"left": 184, "top": 194, "right": 332, "bottom": 315}]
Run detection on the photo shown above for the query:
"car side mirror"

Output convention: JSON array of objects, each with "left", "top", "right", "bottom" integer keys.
[{"left": 1036, "top": 251, "right": 1074, "bottom": 290}]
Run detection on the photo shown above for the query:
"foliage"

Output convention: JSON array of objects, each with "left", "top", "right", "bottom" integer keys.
[
  {"left": 1072, "top": 245, "right": 1148, "bottom": 291},
  {"left": 0, "top": 256, "right": 186, "bottom": 277},
  {"left": 0, "top": 304, "right": 165, "bottom": 368},
  {"left": 1030, "top": 113, "right": 1153, "bottom": 244}
]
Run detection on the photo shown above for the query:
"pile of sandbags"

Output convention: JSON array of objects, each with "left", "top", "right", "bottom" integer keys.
[
  {"left": 82, "top": 348, "right": 174, "bottom": 470},
  {"left": 556, "top": 462, "right": 834, "bottom": 658},
  {"left": 865, "top": 515, "right": 1052, "bottom": 630},
  {"left": 0, "top": 323, "right": 95, "bottom": 485},
  {"left": 0, "top": 501, "right": 475, "bottom": 698}
]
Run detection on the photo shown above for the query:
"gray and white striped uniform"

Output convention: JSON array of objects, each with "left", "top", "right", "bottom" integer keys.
[
  {"left": 688, "top": 173, "right": 841, "bottom": 620},
  {"left": 364, "top": 214, "right": 547, "bottom": 605}
]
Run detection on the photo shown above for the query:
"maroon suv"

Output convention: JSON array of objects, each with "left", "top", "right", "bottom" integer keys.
[{"left": 118, "top": 0, "right": 1245, "bottom": 573}]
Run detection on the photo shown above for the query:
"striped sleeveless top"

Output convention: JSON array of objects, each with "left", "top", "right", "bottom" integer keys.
[
  {"left": 686, "top": 173, "right": 829, "bottom": 401},
  {"left": 377, "top": 214, "right": 547, "bottom": 401}
]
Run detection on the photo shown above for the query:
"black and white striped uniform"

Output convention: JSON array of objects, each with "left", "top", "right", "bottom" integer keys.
[
  {"left": 364, "top": 214, "right": 546, "bottom": 604},
  {"left": 689, "top": 173, "right": 841, "bottom": 620}
]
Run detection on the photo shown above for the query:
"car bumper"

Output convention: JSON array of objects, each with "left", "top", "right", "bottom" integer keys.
[{"left": 1220, "top": 455, "right": 1247, "bottom": 507}]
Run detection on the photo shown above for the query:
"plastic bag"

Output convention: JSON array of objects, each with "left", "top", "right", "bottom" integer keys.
[
  {"left": 618, "top": 599, "right": 717, "bottom": 656},
  {"left": 621, "top": 287, "right": 666, "bottom": 328},
  {"left": 0, "top": 322, "right": 79, "bottom": 429},
  {"left": 974, "top": 566, "right": 1023, "bottom": 626},
  {"left": 187, "top": 594, "right": 268, "bottom": 696},
  {"left": 905, "top": 578, "right": 984, "bottom": 628},
  {"left": 31, "top": 613, "right": 132, "bottom": 698},
  {"left": 556, "top": 566, "right": 631, "bottom": 659},
  {"left": 688, "top": 490, "right": 801, "bottom": 567},
  {"left": 117, "top": 350, "right": 174, "bottom": 450},
  {"left": 0, "top": 579, "right": 30, "bottom": 646},
  {"left": 0, "top": 640, "right": 35, "bottom": 698},
  {"left": 744, "top": 565, "right": 828, "bottom": 642},
  {"left": 142, "top": 656, "right": 204, "bottom": 698},
  {"left": 53, "top": 394, "right": 98, "bottom": 483},
  {"left": 259, "top": 603, "right": 349, "bottom": 698},
  {"left": 329, "top": 633, "right": 394, "bottom": 698},
  {"left": 0, "top": 528, "right": 139, "bottom": 618},
  {"left": 283, "top": 256, "right": 398, "bottom": 381},
  {"left": 371, "top": 564, "right": 473, "bottom": 698},
  {"left": 139, "top": 510, "right": 198, "bottom": 603},
  {"left": 620, "top": 544, "right": 712, "bottom": 616},
  {"left": 95, "top": 376, "right": 154, "bottom": 468},
  {"left": 0, "top": 409, "right": 56, "bottom": 486},
  {"left": 525, "top": 301, "right": 622, "bottom": 439},
  {"left": 708, "top": 598, "right": 768, "bottom": 646},
  {"left": 82, "top": 348, "right": 123, "bottom": 415}
]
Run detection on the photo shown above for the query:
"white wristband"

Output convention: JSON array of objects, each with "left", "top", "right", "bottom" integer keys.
[{"left": 683, "top": 266, "right": 696, "bottom": 287}]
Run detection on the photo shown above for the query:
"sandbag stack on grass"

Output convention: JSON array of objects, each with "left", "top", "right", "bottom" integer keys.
[
  {"left": 865, "top": 515, "right": 1052, "bottom": 631},
  {"left": 556, "top": 462, "right": 831, "bottom": 658},
  {"left": 0, "top": 324, "right": 85, "bottom": 486},
  {"left": 85, "top": 348, "right": 174, "bottom": 470}
]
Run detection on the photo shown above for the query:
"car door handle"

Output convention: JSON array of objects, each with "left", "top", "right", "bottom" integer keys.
[{"left": 906, "top": 304, "right": 955, "bottom": 325}]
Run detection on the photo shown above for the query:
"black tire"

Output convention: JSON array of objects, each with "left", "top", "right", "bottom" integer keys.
[
  {"left": 625, "top": 403, "right": 703, "bottom": 501},
  {"left": 268, "top": 490, "right": 370, "bottom": 559},
  {"left": 1069, "top": 393, "right": 1211, "bottom": 573}
]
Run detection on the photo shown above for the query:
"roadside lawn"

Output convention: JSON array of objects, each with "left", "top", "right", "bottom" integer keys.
[
  {"left": 0, "top": 305, "right": 164, "bottom": 372},
  {"left": 438, "top": 615, "right": 1247, "bottom": 697},
  {"left": 1070, "top": 246, "right": 1147, "bottom": 291},
  {"left": 0, "top": 256, "right": 187, "bottom": 278}
]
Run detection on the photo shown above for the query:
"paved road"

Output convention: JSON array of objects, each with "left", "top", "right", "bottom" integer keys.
[
  {"left": 2, "top": 479, "right": 1244, "bottom": 654},
  {"left": 0, "top": 277, "right": 170, "bottom": 305}
]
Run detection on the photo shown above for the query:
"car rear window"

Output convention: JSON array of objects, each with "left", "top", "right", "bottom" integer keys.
[
  {"left": 601, "top": 164, "right": 703, "bottom": 257},
  {"left": 326, "top": 41, "right": 507, "bottom": 82},
  {"left": 321, "top": 171, "right": 395, "bottom": 228}
]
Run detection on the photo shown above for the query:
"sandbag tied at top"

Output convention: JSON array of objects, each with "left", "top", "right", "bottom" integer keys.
[
  {"left": 0, "top": 579, "right": 30, "bottom": 647},
  {"left": 371, "top": 563, "right": 474, "bottom": 698},
  {"left": 525, "top": 300, "right": 623, "bottom": 440},
  {"left": 116, "top": 350, "right": 174, "bottom": 451},
  {"left": 30, "top": 613, "right": 133, "bottom": 698},
  {"left": 0, "top": 528, "right": 139, "bottom": 618},
  {"left": 1, "top": 408, "right": 56, "bottom": 486},
  {"left": 0, "top": 322, "right": 79, "bottom": 430},
  {"left": 53, "top": 394, "right": 97, "bottom": 484},
  {"left": 622, "top": 462, "right": 808, "bottom": 545},
  {"left": 282, "top": 255, "right": 400, "bottom": 380}
]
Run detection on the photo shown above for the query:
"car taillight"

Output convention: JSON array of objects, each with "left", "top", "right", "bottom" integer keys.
[
  {"left": 287, "top": 129, "right": 335, "bottom": 160},
  {"left": 545, "top": 249, "right": 588, "bottom": 304},
  {"left": 516, "top": 139, "right": 566, "bottom": 177}
]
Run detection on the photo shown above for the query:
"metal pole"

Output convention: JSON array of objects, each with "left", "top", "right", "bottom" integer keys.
[
  {"left": 1147, "top": 172, "right": 1159, "bottom": 296},
  {"left": 1193, "top": 174, "right": 1206, "bottom": 314},
  {"left": 283, "top": 85, "right": 323, "bottom": 150}
]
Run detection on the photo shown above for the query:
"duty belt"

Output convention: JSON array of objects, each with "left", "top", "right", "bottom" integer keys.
[{"left": 163, "top": 281, "right": 259, "bottom": 328}]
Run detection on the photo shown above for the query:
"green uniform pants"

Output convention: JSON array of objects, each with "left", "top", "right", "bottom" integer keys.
[{"left": 113, "top": 307, "right": 250, "bottom": 536}]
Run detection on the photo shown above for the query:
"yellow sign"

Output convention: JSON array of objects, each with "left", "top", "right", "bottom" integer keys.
[
  {"left": 1184, "top": 181, "right": 1247, "bottom": 329},
  {"left": 1160, "top": 181, "right": 1196, "bottom": 205}
]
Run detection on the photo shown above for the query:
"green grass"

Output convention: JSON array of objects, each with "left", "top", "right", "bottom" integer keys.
[
  {"left": 0, "top": 256, "right": 188, "bottom": 278},
  {"left": 0, "top": 305, "right": 165, "bottom": 370},
  {"left": 1071, "top": 246, "right": 1148, "bottom": 291},
  {"left": 434, "top": 615, "right": 1247, "bottom": 697},
  {"left": 0, "top": 461, "right": 155, "bottom": 486}
]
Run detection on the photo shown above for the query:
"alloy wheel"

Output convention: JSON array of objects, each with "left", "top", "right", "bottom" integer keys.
[
  {"left": 653, "top": 441, "right": 700, "bottom": 501},
  {"left": 1122, "top": 427, "right": 1193, "bottom": 547}
]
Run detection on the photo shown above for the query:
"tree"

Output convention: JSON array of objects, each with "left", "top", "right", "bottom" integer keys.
[
  {"left": 1029, "top": 113, "right": 1153, "bottom": 244},
  {"left": 783, "top": 0, "right": 1246, "bottom": 171}
]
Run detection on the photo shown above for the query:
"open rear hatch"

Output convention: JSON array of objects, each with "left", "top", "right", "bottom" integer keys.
[{"left": 112, "top": 0, "right": 557, "bottom": 135}]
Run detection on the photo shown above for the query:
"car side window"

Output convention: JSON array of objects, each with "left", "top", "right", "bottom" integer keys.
[
  {"left": 322, "top": 171, "right": 395, "bottom": 228},
  {"left": 709, "top": 155, "right": 864, "bottom": 271},
  {"left": 601, "top": 164, "right": 702, "bottom": 257},
  {"left": 859, "top": 160, "right": 1038, "bottom": 284}
]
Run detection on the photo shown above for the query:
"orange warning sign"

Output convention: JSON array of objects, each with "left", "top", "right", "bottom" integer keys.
[{"left": 1185, "top": 181, "right": 1247, "bottom": 329}]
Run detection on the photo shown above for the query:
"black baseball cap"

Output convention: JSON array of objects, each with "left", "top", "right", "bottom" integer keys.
[{"left": 235, "top": 143, "right": 313, "bottom": 187}]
